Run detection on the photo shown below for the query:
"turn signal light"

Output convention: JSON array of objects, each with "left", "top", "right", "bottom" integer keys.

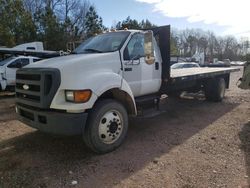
[{"left": 65, "top": 90, "right": 92, "bottom": 103}]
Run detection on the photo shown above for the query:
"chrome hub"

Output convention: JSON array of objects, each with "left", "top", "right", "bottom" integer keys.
[{"left": 98, "top": 110, "right": 123, "bottom": 144}]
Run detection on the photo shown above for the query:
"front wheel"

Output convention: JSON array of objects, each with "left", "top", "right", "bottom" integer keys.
[{"left": 83, "top": 99, "right": 128, "bottom": 154}]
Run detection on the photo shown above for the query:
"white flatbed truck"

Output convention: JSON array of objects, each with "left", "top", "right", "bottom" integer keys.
[{"left": 15, "top": 26, "right": 240, "bottom": 153}]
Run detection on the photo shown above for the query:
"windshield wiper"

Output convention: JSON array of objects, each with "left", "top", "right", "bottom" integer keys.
[{"left": 84, "top": 48, "right": 103, "bottom": 53}]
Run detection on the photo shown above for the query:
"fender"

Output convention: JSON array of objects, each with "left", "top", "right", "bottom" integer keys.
[
  {"left": 120, "top": 78, "right": 137, "bottom": 114},
  {"left": 50, "top": 71, "right": 136, "bottom": 115},
  {"left": 91, "top": 77, "right": 137, "bottom": 115},
  {"left": 85, "top": 73, "right": 137, "bottom": 115},
  {"left": 96, "top": 78, "right": 137, "bottom": 115},
  {"left": 89, "top": 72, "right": 123, "bottom": 96}
]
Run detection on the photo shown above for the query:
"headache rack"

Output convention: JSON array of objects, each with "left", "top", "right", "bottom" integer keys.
[{"left": 16, "top": 68, "right": 60, "bottom": 109}]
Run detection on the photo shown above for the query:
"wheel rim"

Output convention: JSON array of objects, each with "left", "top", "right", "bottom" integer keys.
[
  {"left": 220, "top": 80, "right": 226, "bottom": 98},
  {"left": 98, "top": 110, "right": 123, "bottom": 144}
]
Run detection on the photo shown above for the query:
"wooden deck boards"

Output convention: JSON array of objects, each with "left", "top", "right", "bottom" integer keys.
[{"left": 170, "top": 67, "right": 240, "bottom": 78}]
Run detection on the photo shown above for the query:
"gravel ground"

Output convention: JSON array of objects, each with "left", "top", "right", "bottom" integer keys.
[{"left": 0, "top": 68, "right": 249, "bottom": 188}]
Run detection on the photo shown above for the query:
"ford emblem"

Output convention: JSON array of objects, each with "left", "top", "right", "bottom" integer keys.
[{"left": 23, "top": 84, "right": 29, "bottom": 90}]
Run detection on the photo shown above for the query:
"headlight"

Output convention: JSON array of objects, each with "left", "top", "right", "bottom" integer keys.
[{"left": 65, "top": 90, "right": 92, "bottom": 103}]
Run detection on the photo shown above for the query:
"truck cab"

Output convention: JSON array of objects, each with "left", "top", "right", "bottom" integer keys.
[
  {"left": 70, "top": 30, "right": 162, "bottom": 98},
  {"left": 15, "top": 26, "right": 239, "bottom": 153},
  {"left": 0, "top": 56, "right": 41, "bottom": 90}
]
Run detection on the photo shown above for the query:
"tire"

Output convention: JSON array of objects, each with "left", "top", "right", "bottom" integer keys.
[
  {"left": 204, "top": 78, "right": 226, "bottom": 102},
  {"left": 83, "top": 99, "right": 128, "bottom": 154}
]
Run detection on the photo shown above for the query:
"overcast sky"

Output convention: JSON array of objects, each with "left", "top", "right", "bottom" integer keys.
[{"left": 91, "top": 0, "right": 249, "bottom": 38}]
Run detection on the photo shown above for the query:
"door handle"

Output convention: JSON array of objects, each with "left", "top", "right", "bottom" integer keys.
[
  {"left": 155, "top": 62, "right": 159, "bottom": 70},
  {"left": 124, "top": 67, "right": 132, "bottom": 72}
]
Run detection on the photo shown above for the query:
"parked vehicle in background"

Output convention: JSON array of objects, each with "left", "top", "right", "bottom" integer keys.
[
  {"left": 223, "top": 59, "right": 231, "bottom": 65},
  {"left": 12, "top": 42, "right": 44, "bottom": 51},
  {"left": 207, "top": 59, "right": 231, "bottom": 67},
  {"left": 230, "top": 61, "right": 246, "bottom": 66},
  {"left": 171, "top": 62, "right": 200, "bottom": 69},
  {"left": 0, "top": 56, "right": 41, "bottom": 91}
]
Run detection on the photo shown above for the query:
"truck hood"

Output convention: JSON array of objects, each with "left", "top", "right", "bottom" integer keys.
[
  {"left": 26, "top": 52, "right": 121, "bottom": 71},
  {"left": 25, "top": 51, "right": 122, "bottom": 93}
]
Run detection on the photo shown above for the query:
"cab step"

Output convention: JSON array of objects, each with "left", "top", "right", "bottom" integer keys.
[{"left": 136, "top": 107, "right": 166, "bottom": 118}]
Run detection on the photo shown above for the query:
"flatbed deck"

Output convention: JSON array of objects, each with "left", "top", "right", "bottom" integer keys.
[{"left": 170, "top": 67, "right": 240, "bottom": 82}]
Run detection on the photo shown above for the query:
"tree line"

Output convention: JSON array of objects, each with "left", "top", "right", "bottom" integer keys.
[
  {"left": 0, "top": 0, "right": 249, "bottom": 61},
  {"left": 171, "top": 28, "right": 250, "bottom": 61},
  {"left": 0, "top": 0, "right": 101, "bottom": 50}
]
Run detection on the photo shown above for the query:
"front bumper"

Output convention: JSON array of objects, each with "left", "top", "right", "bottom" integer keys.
[{"left": 16, "top": 105, "right": 88, "bottom": 136}]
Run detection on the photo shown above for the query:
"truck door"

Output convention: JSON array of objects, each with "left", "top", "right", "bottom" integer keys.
[
  {"left": 6, "top": 58, "right": 29, "bottom": 85},
  {"left": 122, "top": 32, "right": 161, "bottom": 97},
  {"left": 6, "top": 59, "right": 20, "bottom": 85}
]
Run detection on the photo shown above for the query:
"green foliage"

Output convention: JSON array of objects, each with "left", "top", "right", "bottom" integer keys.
[
  {"left": 116, "top": 17, "right": 140, "bottom": 30},
  {"left": 0, "top": 0, "right": 36, "bottom": 47},
  {"left": 84, "top": 6, "right": 105, "bottom": 38},
  {"left": 35, "top": 7, "right": 65, "bottom": 50},
  {"left": 0, "top": 0, "right": 247, "bottom": 60},
  {"left": 0, "top": 0, "right": 92, "bottom": 50},
  {"left": 243, "top": 54, "right": 250, "bottom": 61},
  {"left": 115, "top": 17, "right": 156, "bottom": 30},
  {"left": 140, "top": 19, "right": 157, "bottom": 29}
]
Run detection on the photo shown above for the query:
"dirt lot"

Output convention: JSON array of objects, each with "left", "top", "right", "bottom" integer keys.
[{"left": 0, "top": 69, "right": 249, "bottom": 188}]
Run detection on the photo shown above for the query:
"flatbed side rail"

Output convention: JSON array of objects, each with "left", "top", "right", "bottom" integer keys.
[{"left": 170, "top": 67, "right": 240, "bottom": 83}]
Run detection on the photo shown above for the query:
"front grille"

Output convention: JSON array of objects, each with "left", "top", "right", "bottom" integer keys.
[
  {"left": 16, "top": 73, "right": 41, "bottom": 81},
  {"left": 16, "top": 83, "right": 40, "bottom": 92},
  {"left": 16, "top": 68, "right": 60, "bottom": 109}
]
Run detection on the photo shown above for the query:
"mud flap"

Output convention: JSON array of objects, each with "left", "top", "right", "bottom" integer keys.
[{"left": 239, "top": 62, "right": 250, "bottom": 89}]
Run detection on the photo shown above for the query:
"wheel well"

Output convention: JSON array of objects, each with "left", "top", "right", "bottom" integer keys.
[
  {"left": 95, "top": 88, "right": 136, "bottom": 115},
  {"left": 203, "top": 74, "right": 230, "bottom": 89}
]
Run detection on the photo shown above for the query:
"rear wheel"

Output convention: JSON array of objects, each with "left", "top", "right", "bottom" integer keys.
[
  {"left": 83, "top": 99, "right": 128, "bottom": 154},
  {"left": 204, "top": 78, "right": 226, "bottom": 102}
]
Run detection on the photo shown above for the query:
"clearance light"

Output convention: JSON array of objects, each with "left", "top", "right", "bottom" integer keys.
[{"left": 65, "top": 90, "right": 92, "bottom": 103}]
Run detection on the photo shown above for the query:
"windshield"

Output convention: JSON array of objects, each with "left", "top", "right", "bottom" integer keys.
[
  {"left": 0, "top": 57, "right": 15, "bottom": 66},
  {"left": 171, "top": 63, "right": 184, "bottom": 69},
  {"left": 74, "top": 31, "right": 130, "bottom": 54}
]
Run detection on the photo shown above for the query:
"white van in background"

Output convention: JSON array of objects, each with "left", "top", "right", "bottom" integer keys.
[{"left": 0, "top": 56, "right": 41, "bottom": 90}]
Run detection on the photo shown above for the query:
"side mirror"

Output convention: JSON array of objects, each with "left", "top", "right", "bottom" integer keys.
[{"left": 144, "top": 31, "right": 155, "bottom": 65}]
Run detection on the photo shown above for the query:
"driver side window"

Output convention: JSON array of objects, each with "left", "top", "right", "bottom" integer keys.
[
  {"left": 7, "top": 59, "right": 21, "bottom": 68},
  {"left": 124, "top": 33, "right": 144, "bottom": 60}
]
